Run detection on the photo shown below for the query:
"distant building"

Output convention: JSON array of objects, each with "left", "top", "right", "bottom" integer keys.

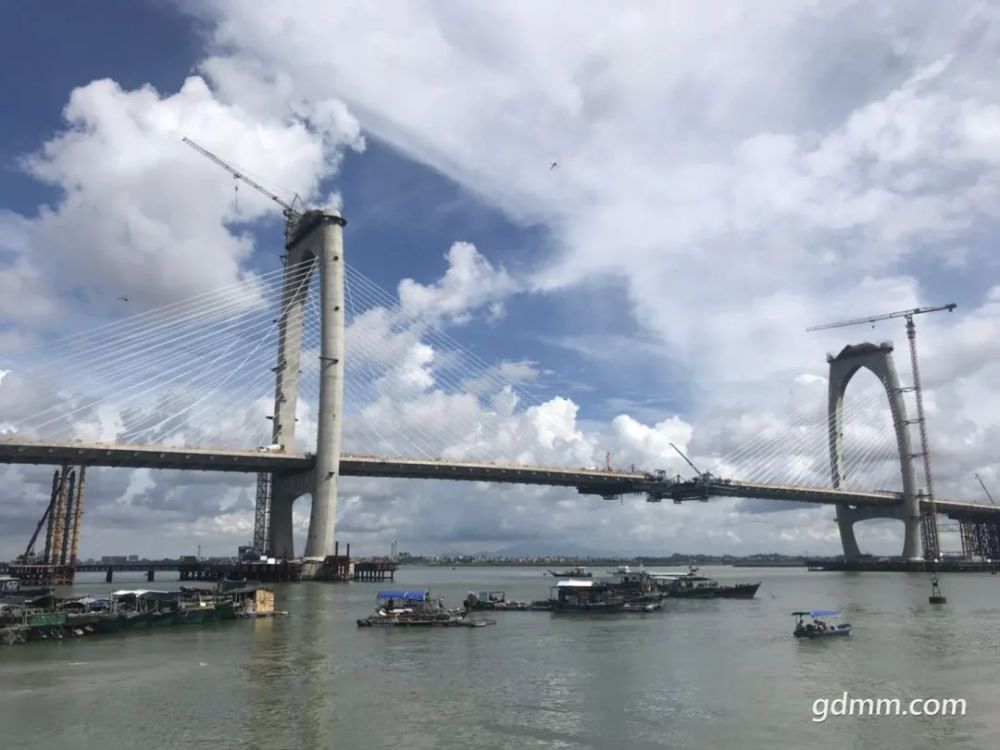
[
  {"left": 101, "top": 556, "right": 127, "bottom": 563},
  {"left": 127, "top": 554, "right": 139, "bottom": 562}
]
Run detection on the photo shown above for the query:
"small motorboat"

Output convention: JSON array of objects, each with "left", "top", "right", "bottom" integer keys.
[{"left": 793, "top": 610, "right": 852, "bottom": 638}]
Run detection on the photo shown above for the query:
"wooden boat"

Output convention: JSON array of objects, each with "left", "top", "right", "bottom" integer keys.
[{"left": 793, "top": 610, "right": 852, "bottom": 638}]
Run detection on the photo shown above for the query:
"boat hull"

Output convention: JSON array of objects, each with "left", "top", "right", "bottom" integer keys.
[
  {"left": 665, "top": 588, "right": 717, "bottom": 599},
  {"left": 794, "top": 624, "right": 852, "bottom": 638},
  {"left": 715, "top": 583, "right": 761, "bottom": 599}
]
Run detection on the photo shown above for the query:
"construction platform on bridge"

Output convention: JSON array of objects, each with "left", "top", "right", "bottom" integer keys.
[
  {"left": 6, "top": 563, "right": 75, "bottom": 585},
  {"left": 3, "top": 556, "right": 397, "bottom": 585},
  {"left": 180, "top": 559, "right": 305, "bottom": 583},
  {"left": 807, "top": 558, "right": 1000, "bottom": 572}
]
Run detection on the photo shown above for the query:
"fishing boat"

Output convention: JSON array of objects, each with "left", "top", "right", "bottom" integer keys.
[
  {"left": 715, "top": 582, "right": 761, "bottom": 599},
  {"left": 463, "top": 591, "right": 537, "bottom": 611},
  {"left": 546, "top": 567, "right": 592, "bottom": 578},
  {"left": 792, "top": 610, "right": 852, "bottom": 638},
  {"left": 655, "top": 566, "right": 760, "bottom": 599},
  {"left": 358, "top": 590, "right": 493, "bottom": 627},
  {"left": 605, "top": 566, "right": 665, "bottom": 607}
]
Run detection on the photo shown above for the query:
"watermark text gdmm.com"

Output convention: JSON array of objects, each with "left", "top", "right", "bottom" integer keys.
[{"left": 812, "top": 693, "right": 966, "bottom": 722}]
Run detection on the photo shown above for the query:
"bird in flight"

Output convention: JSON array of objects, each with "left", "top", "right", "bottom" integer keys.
[
  {"left": 550, "top": 161, "right": 558, "bottom": 170},
  {"left": 118, "top": 296, "right": 129, "bottom": 302}
]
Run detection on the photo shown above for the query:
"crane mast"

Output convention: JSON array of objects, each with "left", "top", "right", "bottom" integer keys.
[{"left": 806, "top": 303, "right": 957, "bottom": 564}]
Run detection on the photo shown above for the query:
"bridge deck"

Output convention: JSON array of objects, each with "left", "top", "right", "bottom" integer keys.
[
  {"left": 0, "top": 439, "right": 642, "bottom": 491},
  {"left": 1, "top": 439, "right": 997, "bottom": 520}
]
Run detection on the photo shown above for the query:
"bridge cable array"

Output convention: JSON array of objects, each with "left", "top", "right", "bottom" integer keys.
[
  {"left": 0, "top": 259, "right": 590, "bottom": 468},
  {"left": 703, "top": 383, "right": 903, "bottom": 493}
]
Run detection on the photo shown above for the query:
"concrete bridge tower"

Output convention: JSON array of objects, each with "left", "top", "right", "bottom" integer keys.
[
  {"left": 266, "top": 210, "right": 347, "bottom": 570},
  {"left": 827, "top": 343, "right": 922, "bottom": 560}
]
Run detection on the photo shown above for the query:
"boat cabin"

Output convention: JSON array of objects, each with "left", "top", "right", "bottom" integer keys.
[
  {"left": 550, "top": 579, "right": 619, "bottom": 609},
  {"left": 606, "top": 566, "right": 659, "bottom": 594},
  {"left": 0, "top": 576, "right": 21, "bottom": 595},
  {"left": 656, "top": 565, "right": 718, "bottom": 594},
  {"left": 478, "top": 591, "right": 507, "bottom": 604},
  {"left": 376, "top": 590, "right": 434, "bottom": 614}
]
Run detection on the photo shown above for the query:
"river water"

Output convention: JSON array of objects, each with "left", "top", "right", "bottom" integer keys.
[{"left": 2, "top": 565, "right": 999, "bottom": 749}]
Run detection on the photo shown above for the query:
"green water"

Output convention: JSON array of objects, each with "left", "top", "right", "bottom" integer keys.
[{"left": 2, "top": 566, "right": 999, "bottom": 749}]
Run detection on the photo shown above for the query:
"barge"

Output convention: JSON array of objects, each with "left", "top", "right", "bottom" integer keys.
[
  {"left": 0, "top": 577, "right": 282, "bottom": 646},
  {"left": 357, "top": 590, "right": 495, "bottom": 628}
]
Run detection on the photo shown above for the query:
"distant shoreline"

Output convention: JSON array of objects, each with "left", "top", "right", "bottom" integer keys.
[{"left": 397, "top": 557, "right": 809, "bottom": 569}]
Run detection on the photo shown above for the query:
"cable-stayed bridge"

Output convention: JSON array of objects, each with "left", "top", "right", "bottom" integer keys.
[{"left": 2, "top": 210, "right": 998, "bottom": 573}]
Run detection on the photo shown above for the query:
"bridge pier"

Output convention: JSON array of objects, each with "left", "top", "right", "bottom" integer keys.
[
  {"left": 835, "top": 503, "right": 918, "bottom": 560},
  {"left": 836, "top": 506, "right": 862, "bottom": 559},
  {"left": 105, "top": 569, "right": 113, "bottom": 584},
  {"left": 267, "top": 470, "right": 313, "bottom": 559}
]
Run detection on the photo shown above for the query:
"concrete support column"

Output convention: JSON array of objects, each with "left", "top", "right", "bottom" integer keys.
[
  {"left": 305, "top": 214, "right": 346, "bottom": 560},
  {"left": 835, "top": 506, "right": 862, "bottom": 559},
  {"left": 271, "top": 255, "right": 313, "bottom": 451},
  {"left": 268, "top": 469, "right": 314, "bottom": 560},
  {"left": 269, "top": 491, "right": 296, "bottom": 559}
]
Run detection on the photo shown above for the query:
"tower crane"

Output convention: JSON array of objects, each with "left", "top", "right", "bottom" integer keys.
[
  {"left": 807, "top": 303, "right": 957, "bottom": 603},
  {"left": 805, "top": 304, "right": 956, "bottom": 332},
  {"left": 975, "top": 473, "right": 996, "bottom": 505},
  {"left": 182, "top": 136, "right": 307, "bottom": 556},
  {"left": 181, "top": 137, "right": 302, "bottom": 236}
]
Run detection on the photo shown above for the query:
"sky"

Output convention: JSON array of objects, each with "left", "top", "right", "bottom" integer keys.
[{"left": 1, "top": 1, "right": 999, "bottom": 560}]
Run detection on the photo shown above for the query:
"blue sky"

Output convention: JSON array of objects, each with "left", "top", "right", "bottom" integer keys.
[{"left": 1, "top": 2, "right": 999, "bottom": 559}]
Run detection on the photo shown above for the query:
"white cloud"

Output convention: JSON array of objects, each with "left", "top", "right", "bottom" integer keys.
[
  {"left": 398, "top": 241, "right": 517, "bottom": 325},
  {"left": 9, "top": 71, "right": 360, "bottom": 327}
]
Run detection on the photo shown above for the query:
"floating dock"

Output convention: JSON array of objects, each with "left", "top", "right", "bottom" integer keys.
[{"left": 806, "top": 558, "right": 1000, "bottom": 572}]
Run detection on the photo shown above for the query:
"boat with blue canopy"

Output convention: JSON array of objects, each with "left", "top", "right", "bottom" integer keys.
[
  {"left": 792, "top": 610, "right": 852, "bottom": 638},
  {"left": 377, "top": 590, "right": 430, "bottom": 602}
]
